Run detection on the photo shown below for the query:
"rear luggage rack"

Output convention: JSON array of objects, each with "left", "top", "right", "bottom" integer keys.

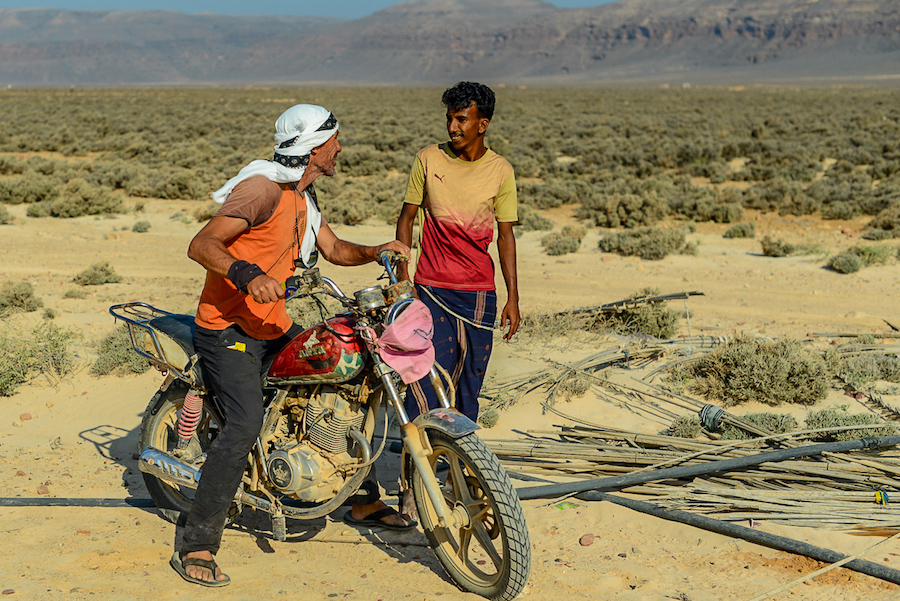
[{"left": 109, "top": 302, "right": 194, "bottom": 383}]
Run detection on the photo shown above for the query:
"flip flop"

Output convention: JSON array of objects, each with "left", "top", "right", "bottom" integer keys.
[
  {"left": 170, "top": 552, "right": 231, "bottom": 587},
  {"left": 343, "top": 507, "right": 417, "bottom": 531}
]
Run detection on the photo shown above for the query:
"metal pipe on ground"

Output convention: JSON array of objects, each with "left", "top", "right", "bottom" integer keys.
[
  {"left": 583, "top": 490, "right": 900, "bottom": 586},
  {"left": 517, "top": 435, "right": 900, "bottom": 500}
]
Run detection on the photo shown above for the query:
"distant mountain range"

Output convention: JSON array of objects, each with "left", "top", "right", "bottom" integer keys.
[{"left": 1, "top": 0, "right": 898, "bottom": 85}]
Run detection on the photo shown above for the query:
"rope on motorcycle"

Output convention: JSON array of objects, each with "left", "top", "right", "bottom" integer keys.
[{"left": 419, "top": 285, "right": 497, "bottom": 331}]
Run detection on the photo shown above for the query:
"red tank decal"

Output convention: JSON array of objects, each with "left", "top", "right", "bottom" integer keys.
[{"left": 268, "top": 317, "right": 367, "bottom": 382}]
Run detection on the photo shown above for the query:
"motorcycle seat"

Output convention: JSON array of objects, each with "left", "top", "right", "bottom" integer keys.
[{"left": 148, "top": 313, "right": 205, "bottom": 385}]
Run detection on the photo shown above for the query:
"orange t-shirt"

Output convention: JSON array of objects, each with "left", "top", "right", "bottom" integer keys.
[{"left": 195, "top": 178, "right": 307, "bottom": 340}]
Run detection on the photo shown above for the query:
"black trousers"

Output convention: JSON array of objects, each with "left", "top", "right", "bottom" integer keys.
[
  {"left": 181, "top": 323, "right": 380, "bottom": 555},
  {"left": 181, "top": 323, "right": 301, "bottom": 555}
]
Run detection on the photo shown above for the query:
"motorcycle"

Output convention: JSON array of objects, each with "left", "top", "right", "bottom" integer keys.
[{"left": 109, "top": 250, "right": 530, "bottom": 601}]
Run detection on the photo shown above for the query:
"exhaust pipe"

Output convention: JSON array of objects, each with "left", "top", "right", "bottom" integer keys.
[
  {"left": 138, "top": 446, "right": 201, "bottom": 488},
  {"left": 139, "top": 446, "right": 272, "bottom": 511}
]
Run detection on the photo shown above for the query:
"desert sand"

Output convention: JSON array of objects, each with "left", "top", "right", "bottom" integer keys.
[{"left": 1, "top": 197, "right": 899, "bottom": 601}]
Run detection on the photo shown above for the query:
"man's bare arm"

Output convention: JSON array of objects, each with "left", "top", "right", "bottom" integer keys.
[
  {"left": 395, "top": 203, "right": 419, "bottom": 282},
  {"left": 496, "top": 221, "right": 520, "bottom": 341},
  {"left": 316, "top": 220, "right": 409, "bottom": 266},
  {"left": 187, "top": 215, "right": 284, "bottom": 304}
]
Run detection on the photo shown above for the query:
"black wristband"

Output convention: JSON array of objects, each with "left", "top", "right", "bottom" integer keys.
[{"left": 227, "top": 260, "right": 266, "bottom": 294}]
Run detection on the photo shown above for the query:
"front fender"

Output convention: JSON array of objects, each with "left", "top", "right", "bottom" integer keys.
[
  {"left": 400, "top": 408, "right": 479, "bottom": 489},
  {"left": 412, "top": 407, "right": 480, "bottom": 438}
]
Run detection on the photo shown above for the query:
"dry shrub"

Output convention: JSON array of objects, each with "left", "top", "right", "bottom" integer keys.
[
  {"left": 516, "top": 205, "right": 555, "bottom": 231},
  {"left": 720, "top": 412, "right": 798, "bottom": 440},
  {"left": 0, "top": 281, "right": 43, "bottom": 316},
  {"left": 724, "top": 222, "right": 755, "bottom": 239},
  {"left": 477, "top": 407, "right": 500, "bottom": 429},
  {"left": 599, "top": 227, "right": 691, "bottom": 260},
  {"left": 192, "top": 203, "right": 218, "bottom": 222},
  {"left": 670, "top": 414, "right": 701, "bottom": 438},
  {"left": 838, "top": 354, "right": 900, "bottom": 386},
  {"left": 132, "top": 220, "right": 152, "bottom": 233},
  {"left": 589, "top": 288, "right": 679, "bottom": 338},
  {"left": 553, "top": 371, "right": 592, "bottom": 403},
  {"left": 0, "top": 205, "right": 12, "bottom": 225},
  {"left": 827, "top": 253, "right": 864, "bottom": 274},
  {"left": 62, "top": 288, "right": 88, "bottom": 299},
  {"left": 46, "top": 178, "right": 122, "bottom": 218},
  {"left": 760, "top": 236, "right": 796, "bottom": 257},
  {"left": 866, "top": 205, "right": 900, "bottom": 232},
  {"left": 561, "top": 224, "right": 586, "bottom": 241},
  {"left": 674, "top": 334, "right": 829, "bottom": 407},
  {"left": 91, "top": 325, "right": 150, "bottom": 376},
  {"left": 0, "top": 322, "right": 76, "bottom": 396},
  {"left": 804, "top": 408, "right": 898, "bottom": 441},
  {"left": 541, "top": 232, "right": 581, "bottom": 256},
  {"left": 74, "top": 262, "right": 123, "bottom": 286}
]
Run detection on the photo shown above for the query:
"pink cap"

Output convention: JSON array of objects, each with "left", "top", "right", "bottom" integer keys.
[{"left": 376, "top": 300, "right": 435, "bottom": 384}]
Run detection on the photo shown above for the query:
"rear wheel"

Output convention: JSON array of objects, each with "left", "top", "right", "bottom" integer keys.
[
  {"left": 410, "top": 431, "right": 530, "bottom": 601},
  {"left": 138, "top": 383, "right": 240, "bottom": 524}
]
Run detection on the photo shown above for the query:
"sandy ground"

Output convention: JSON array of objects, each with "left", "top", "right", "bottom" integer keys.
[{"left": 1, "top": 198, "right": 900, "bottom": 601}]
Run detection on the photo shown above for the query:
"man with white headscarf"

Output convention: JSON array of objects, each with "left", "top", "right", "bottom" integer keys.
[{"left": 172, "top": 104, "right": 412, "bottom": 587}]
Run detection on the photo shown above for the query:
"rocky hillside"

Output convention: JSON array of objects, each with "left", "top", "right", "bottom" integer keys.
[{"left": 0, "top": 0, "right": 897, "bottom": 84}]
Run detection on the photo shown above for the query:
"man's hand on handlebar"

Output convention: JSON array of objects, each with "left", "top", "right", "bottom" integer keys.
[
  {"left": 374, "top": 240, "right": 409, "bottom": 262},
  {"left": 247, "top": 274, "right": 286, "bottom": 304}
]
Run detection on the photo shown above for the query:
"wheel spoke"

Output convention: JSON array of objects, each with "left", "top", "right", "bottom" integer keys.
[
  {"left": 472, "top": 522, "right": 503, "bottom": 570},
  {"left": 455, "top": 524, "right": 473, "bottom": 562}
]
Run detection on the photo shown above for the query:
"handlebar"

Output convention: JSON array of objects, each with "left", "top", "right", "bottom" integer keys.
[{"left": 378, "top": 249, "right": 400, "bottom": 285}]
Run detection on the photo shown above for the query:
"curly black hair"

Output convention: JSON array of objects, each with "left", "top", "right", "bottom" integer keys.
[{"left": 441, "top": 81, "right": 495, "bottom": 120}]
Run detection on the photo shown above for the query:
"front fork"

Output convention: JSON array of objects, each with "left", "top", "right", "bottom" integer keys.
[{"left": 376, "top": 363, "right": 454, "bottom": 527}]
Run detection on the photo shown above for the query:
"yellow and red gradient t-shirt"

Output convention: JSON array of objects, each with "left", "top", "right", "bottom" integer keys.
[{"left": 404, "top": 143, "right": 517, "bottom": 291}]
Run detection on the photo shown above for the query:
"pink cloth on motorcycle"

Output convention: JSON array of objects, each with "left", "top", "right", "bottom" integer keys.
[{"left": 375, "top": 300, "right": 435, "bottom": 384}]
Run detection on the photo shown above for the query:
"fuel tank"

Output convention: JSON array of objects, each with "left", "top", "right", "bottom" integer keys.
[{"left": 268, "top": 317, "right": 367, "bottom": 384}]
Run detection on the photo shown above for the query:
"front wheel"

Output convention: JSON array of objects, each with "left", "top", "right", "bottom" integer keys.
[{"left": 410, "top": 431, "right": 530, "bottom": 601}]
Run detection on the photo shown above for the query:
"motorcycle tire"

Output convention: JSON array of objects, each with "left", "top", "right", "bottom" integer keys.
[
  {"left": 410, "top": 431, "right": 530, "bottom": 601},
  {"left": 138, "top": 382, "right": 241, "bottom": 525}
]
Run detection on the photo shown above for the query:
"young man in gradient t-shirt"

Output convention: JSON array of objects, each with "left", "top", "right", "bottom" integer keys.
[{"left": 396, "top": 81, "right": 520, "bottom": 422}]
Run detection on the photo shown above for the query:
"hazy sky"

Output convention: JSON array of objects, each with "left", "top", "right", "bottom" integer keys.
[{"left": 0, "top": 0, "right": 618, "bottom": 20}]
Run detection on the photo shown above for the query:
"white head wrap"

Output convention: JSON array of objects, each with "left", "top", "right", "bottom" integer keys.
[{"left": 212, "top": 104, "right": 339, "bottom": 267}]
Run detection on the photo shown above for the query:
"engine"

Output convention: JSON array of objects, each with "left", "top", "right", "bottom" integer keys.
[{"left": 266, "top": 387, "right": 366, "bottom": 502}]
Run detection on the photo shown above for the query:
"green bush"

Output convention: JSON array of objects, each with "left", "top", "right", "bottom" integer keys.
[
  {"left": 723, "top": 222, "right": 756, "bottom": 239},
  {"left": 516, "top": 205, "right": 555, "bottom": 231},
  {"left": 542, "top": 233, "right": 581, "bottom": 256},
  {"left": 866, "top": 205, "right": 900, "bottom": 232},
  {"left": 0, "top": 281, "right": 43, "bottom": 316},
  {"left": 0, "top": 205, "right": 12, "bottom": 225},
  {"left": 73, "top": 262, "right": 123, "bottom": 286},
  {"left": 673, "top": 334, "right": 829, "bottom": 407},
  {"left": 0, "top": 322, "right": 76, "bottom": 396},
  {"left": 0, "top": 176, "right": 58, "bottom": 205},
  {"left": 805, "top": 408, "right": 898, "bottom": 441},
  {"left": 760, "top": 236, "right": 796, "bottom": 257},
  {"left": 838, "top": 354, "right": 900, "bottom": 386},
  {"left": 132, "top": 220, "right": 152, "bottom": 233},
  {"left": 828, "top": 253, "right": 864, "bottom": 274},
  {"left": 599, "top": 227, "right": 690, "bottom": 260},
  {"left": 588, "top": 288, "right": 680, "bottom": 338},
  {"left": 561, "top": 224, "right": 586, "bottom": 241},
  {"left": 578, "top": 193, "right": 669, "bottom": 229},
  {"left": 720, "top": 412, "right": 798, "bottom": 440},
  {"left": 46, "top": 178, "right": 122, "bottom": 218},
  {"left": 850, "top": 244, "right": 894, "bottom": 266},
  {"left": 62, "top": 288, "right": 88, "bottom": 299},
  {"left": 670, "top": 414, "right": 701, "bottom": 438},
  {"left": 91, "top": 325, "right": 150, "bottom": 376}
]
